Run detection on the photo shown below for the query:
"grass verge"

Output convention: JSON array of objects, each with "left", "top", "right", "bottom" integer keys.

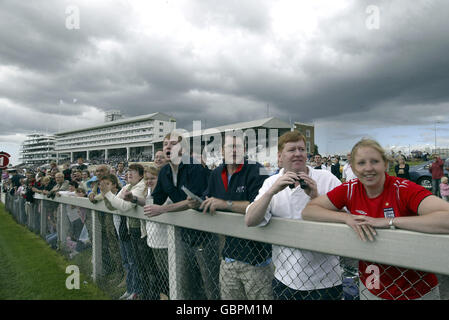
[{"left": 0, "top": 202, "right": 109, "bottom": 300}]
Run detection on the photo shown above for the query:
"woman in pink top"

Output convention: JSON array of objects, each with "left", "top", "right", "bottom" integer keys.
[{"left": 440, "top": 176, "right": 449, "bottom": 201}]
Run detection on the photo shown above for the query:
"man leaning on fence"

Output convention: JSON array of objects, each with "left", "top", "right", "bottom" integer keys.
[
  {"left": 200, "top": 133, "right": 272, "bottom": 300},
  {"left": 144, "top": 131, "right": 219, "bottom": 300},
  {"left": 245, "top": 131, "right": 343, "bottom": 300}
]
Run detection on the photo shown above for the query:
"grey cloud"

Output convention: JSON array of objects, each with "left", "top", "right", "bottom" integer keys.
[
  {"left": 183, "top": 0, "right": 271, "bottom": 33},
  {"left": 1, "top": 0, "right": 449, "bottom": 151}
]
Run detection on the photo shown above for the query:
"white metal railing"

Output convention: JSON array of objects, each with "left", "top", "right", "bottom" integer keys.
[
  {"left": 30, "top": 194, "right": 449, "bottom": 275},
  {"left": 2, "top": 190, "right": 449, "bottom": 299}
]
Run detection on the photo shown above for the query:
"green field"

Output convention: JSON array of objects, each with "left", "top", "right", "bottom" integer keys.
[{"left": 0, "top": 202, "right": 109, "bottom": 300}]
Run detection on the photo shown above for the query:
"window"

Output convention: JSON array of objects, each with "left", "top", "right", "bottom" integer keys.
[
  {"left": 306, "top": 129, "right": 311, "bottom": 138},
  {"left": 306, "top": 141, "right": 311, "bottom": 153}
]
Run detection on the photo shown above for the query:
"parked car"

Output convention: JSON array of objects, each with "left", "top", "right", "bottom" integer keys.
[{"left": 408, "top": 159, "right": 449, "bottom": 190}]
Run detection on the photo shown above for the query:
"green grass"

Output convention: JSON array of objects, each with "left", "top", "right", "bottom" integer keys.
[{"left": 0, "top": 202, "right": 110, "bottom": 300}]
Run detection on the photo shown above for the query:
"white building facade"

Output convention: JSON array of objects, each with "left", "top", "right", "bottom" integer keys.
[
  {"left": 19, "top": 134, "right": 57, "bottom": 165},
  {"left": 54, "top": 112, "right": 176, "bottom": 163}
]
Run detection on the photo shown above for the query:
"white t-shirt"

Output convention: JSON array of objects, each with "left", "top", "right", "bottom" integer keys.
[
  {"left": 145, "top": 188, "right": 169, "bottom": 249},
  {"left": 58, "top": 191, "right": 80, "bottom": 222},
  {"left": 342, "top": 163, "right": 357, "bottom": 181},
  {"left": 247, "top": 166, "right": 342, "bottom": 291}
]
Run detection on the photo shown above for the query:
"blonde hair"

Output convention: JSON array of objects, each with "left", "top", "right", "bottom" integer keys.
[
  {"left": 144, "top": 165, "right": 160, "bottom": 177},
  {"left": 350, "top": 138, "right": 387, "bottom": 168},
  {"left": 442, "top": 176, "right": 448, "bottom": 184},
  {"left": 42, "top": 176, "right": 51, "bottom": 184}
]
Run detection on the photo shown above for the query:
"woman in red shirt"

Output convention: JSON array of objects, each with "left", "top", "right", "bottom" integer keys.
[{"left": 302, "top": 138, "right": 449, "bottom": 300}]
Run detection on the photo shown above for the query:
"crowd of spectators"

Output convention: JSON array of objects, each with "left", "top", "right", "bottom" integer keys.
[{"left": 1, "top": 132, "right": 449, "bottom": 301}]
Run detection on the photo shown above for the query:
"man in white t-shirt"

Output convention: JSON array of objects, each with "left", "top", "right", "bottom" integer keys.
[
  {"left": 245, "top": 131, "right": 343, "bottom": 300},
  {"left": 342, "top": 153, "right": 357, "bottom": 182}
]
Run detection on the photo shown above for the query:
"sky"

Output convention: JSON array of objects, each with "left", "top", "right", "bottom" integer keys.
[{"left": 1, "top": 0, "right": 449, "bottom": 165}]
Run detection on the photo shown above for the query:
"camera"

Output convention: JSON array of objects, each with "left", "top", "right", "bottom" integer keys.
[
  {"left": 47, "top": 191, "right": 56, "bottom": 199},
  {"left": 289, "top": 176, "right": 308, "bottom": 190}
]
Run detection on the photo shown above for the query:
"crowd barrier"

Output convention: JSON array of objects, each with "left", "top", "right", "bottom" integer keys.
[{"left": 2, "top": 189, "right": 449, "bottom": 300}]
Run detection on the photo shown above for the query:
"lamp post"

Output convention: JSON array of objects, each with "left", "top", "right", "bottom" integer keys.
[{"left": 434, "top": 120, "right": 440, "bottom": 154}]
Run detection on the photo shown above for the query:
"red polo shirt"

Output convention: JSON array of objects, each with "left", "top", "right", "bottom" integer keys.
[
  {"left": 327, "top": 174, "right": 437, "bottom": 300},
  {"left": 429, "top": 158, "right": 445, "bottom": 179}
]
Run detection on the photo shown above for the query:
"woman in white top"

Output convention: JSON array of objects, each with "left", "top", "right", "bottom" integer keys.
[
  {"left": 123, "top": 165, "right": 169, "bottom": 299},
  {"left": 101, "top": 164, "right": 156, "bottom": 300}
]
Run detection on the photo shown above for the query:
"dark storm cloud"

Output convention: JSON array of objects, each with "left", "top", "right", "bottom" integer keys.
[
  {"left": 1, "top": 0, "right": 448, "bottom": 142},
  {"left": 286, "top": 0, "right": 449, "bottom": 124}
]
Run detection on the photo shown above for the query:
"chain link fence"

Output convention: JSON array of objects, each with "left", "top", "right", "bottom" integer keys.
[{"left": 2, "top": 190, "right": 449, "bottom": 300}]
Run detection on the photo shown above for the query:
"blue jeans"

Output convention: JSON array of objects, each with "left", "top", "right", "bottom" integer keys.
[
  {"left": 180, "top": 234, "right": 220, "bottom": 300},
  {"left": 129, "top": 228, "right": 159, "bottom": 300},
  {"left": 118, "top": 238, "right": 138, "bottom": 294},
  {"left": 432, "top": 179, "right": 441, "bottom": 197},
  {"left": 272, "top": 278, "right": 343, "bottom": 300}
]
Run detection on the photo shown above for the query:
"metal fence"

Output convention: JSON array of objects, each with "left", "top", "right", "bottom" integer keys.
[{"left": 2, "top": 190, "right": 449, "bottom": 300}]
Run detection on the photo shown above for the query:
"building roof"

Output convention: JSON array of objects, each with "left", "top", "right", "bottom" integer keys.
[
  {"left": 151, "top": 117, "right": 292, "bottom": 144},
  {"left": 54, "top": 112, "right": 176, "bottom": 136},
  {"left": 189, "top": 117, "right": 292, "bottom": 138},
  {"left": 294, "top": 121, "right": 314, "bottom": 127}
]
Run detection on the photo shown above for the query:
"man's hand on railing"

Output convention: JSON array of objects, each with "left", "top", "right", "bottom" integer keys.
[
  {"left": 186, "top": 197, "right": 201, "bottom": 210},
  {"left": 143, "top": 204, "right": 167, "bottom": 217},
  {"left": 199, "top": 197, "right": 226, "bottom": 215},
  {"left": 88, "top": 192, "right": 98, "bottom": 204}
]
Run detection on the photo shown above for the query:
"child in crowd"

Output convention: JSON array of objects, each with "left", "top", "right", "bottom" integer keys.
[{"left": 440, "top": 176, "right": 449, "bottom": 201}]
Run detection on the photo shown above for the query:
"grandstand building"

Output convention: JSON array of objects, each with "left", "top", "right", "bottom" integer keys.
[
  {"left": 19, "top": 133, "right": 57, "bottom": 165},
  {"left": 54, "top": 112, "right": 176, "bottom": 163},
  {"left": 152, "top": 117, "right": 294, "bottom": 167},
  {"left": 294, "top": 122, "right": 315, "bottom": 154}
]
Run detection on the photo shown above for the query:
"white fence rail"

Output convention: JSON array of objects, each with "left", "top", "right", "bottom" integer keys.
[{"left": 2, "top": 190, "right": 449, "bottom": 300}]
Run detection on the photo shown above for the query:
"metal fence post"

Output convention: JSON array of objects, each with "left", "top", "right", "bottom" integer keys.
[
  {"left": 59, "top": 204, "right": 70, "bottom": 250},
  {"left": 26, "top": 202, "right": 32, "bottom": 229},
  {"left": 167, "top": 225, "right": 185, "bottom": 300},
  {"left": 19, "top": 197, "right": 25, "bottom": 224},
  {"left": 91, "top": 210, "right": 103, "bottom": 281},
  {"left": 40, "top": 200, "right": 47, "bottom": 238}
]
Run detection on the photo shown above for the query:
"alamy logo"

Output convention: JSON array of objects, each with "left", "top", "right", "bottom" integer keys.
[
  {"left": 365, "top": 265, "right": 380, "bottom": 290},
  {"left": 65, "top": 265, "right": 80, "bottom": 290},
  {"left": 365, "top": 5, "right": 380, "bottom": 30},
  {"left": 65, "top": 5, "right": 80, "bottom": 30},
  {"left": 236, "top": 186, "right": 245, "bottom": 193}
]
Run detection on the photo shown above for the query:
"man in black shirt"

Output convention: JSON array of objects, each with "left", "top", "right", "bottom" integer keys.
[
  {"left": 76, "top": 157, "right": 88, "bottom": 171},
  {"left": 330, "top": 157, "right": 342, "bottom": 180},
  {"left": 201, "top": 134, "right": 272, "bottom": 299},
  {"left": 145, "top": 131, "right": 219, "bottom": 300},
  {"left": 314, "top": 154, "right": 326, "bottom": 170}
]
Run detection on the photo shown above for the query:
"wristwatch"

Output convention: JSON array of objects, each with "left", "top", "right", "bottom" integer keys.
[
  {"left": 131, "top": 195, "right": 138, "bottom": 204},
  {"left": 389, "top": 218, "right": 396, "bottom": 230},
  {"left": 226, "top": 200, "right": 233, "bottom": 211}
]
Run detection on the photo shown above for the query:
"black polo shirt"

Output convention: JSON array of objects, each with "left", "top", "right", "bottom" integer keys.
[
  {"left": 152, "top": 158, "right": 211, "bottom": 246},
  {"left": 204, "top": 160, "right": 271, "bottom": 266}
]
